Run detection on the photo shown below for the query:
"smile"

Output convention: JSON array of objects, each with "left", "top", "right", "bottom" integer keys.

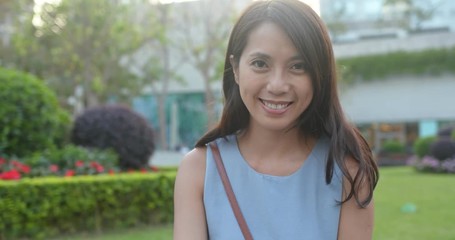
[{"left": 260, "top": 99, "right": 292, "bottom": 110}]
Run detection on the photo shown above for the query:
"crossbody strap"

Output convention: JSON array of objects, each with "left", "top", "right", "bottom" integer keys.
[{"left": 209, "top": 142, "right": 253, "bottom": 240}]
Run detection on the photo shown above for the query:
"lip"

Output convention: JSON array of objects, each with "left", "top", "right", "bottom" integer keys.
[{"left": 260, "top": 98, "right": 292, "bottom": 115}]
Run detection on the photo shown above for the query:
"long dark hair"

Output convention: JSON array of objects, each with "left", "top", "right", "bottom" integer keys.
[{"left": 196, "top": 0, "right": 378, "bottom": 208}]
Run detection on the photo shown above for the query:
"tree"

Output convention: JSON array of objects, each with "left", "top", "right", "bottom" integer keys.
[
  {"left": 0, "top": 0, "right": 35, "bottom": 70},
  {"left": 382, "top": 0, "right": 442, "bottom": 30},
  {"left": 174, "top": 0, "right": 238, "bottom": 128},
  {"left": 2, "top": 0, "right": 163, "bottom": 114},
  {"left": 322, "top": 2, "right": 348, "bottom": 41},
  {"left": 124, "top": 2, "right": 184, "bottom": 150}
]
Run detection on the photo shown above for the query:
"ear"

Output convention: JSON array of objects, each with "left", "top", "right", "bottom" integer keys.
[{"left": 229, "top": 55, "right": 239, "bottom": 84}]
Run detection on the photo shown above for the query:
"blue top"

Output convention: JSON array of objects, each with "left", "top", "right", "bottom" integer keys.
[{"left": 204, "top": 135, "right": 343, "bottom": 240}]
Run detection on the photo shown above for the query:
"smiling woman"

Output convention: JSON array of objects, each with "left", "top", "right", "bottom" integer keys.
[
  {"left": 230, "top": 21, "right": 313, "bottom": 133},
  {"left": 174, "top": 1, "right": 378, "bottom": 239}
]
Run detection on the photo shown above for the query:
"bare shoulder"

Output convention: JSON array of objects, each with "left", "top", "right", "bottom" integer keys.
[
  {"left": 344, "top": 155, "right": 360, "bottom": 178},
  {"left": 174, "top": 146, "right": 208, "bottom": 240},
  {"left": 338, "top": 155, "right": 374, "bottom": 240},
  {"left": 176, "top": 146, "right": 207, "bottom": 191},
  {"left": 179, "top": 147, "right": 207, "bottom": 172}
]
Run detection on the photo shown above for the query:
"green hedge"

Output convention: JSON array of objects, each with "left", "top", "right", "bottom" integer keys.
[
  {"left": 0, "top": 172, "right": 176, "bottom": 239},
  {"left": 381, "top": 140, "right": 406, "bottom": 154},
  {"left": 337, "top": 47, "right": 455, "bottom": 83}
]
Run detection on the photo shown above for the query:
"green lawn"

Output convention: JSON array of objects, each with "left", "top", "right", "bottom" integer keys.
[
  {"left": 62, "top": 167, "right": 454, "bottom": 240},
  {"left": 59, "top": 225, "right": 173, "bottom": 240},
  {"left": 374, "top": 167, "right": 455, "bottom": 240}
]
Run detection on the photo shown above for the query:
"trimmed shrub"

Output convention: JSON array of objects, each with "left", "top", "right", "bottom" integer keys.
[
  {"left": 0, "top": 172, "right": 176, "bottom": 239},
  {"left": 71, "top": 105, "right": 155, "bottom": 170},
  {"left": 413, "top": 136, "right": 437, "bottom": 158},
  {"left": 0, "top": 68, "right": 71, "bottom": 157},
  {"left": 437, "top": 126, "right": 454, "bottom": 138},
  {"left": 381, "top": 140, "right": 405, "bottom": 154},
  {"left": 430, "top": 139, "right": 455, "bottom": 161}
]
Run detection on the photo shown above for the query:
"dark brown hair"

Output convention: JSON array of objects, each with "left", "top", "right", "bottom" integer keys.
[{"left": 196, "top": 0, "right": 378, "bottom": 207}]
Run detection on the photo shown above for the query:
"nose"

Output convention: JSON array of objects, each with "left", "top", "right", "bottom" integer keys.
[{"left": 266, "top": 71, "right": 289, "bottom": 95}]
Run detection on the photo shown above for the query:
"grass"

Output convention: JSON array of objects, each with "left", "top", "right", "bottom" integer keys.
[
  {"left": 57, "top": 225, "right": 173, "bottom": 240},
  {"left": 373, "top": 167, "right": 455, "bottom": 240},
  {"left": 61, "top": 167, "right": 454, "bottom": 240}
]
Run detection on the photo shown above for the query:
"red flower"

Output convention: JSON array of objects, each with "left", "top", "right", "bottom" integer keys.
[
  {"left": 11, "top": 160, "right": 22, "bottom": 168},
  {"left": 89, "top": 162, "right": 104, "bottom": 173},
  {"left": 20, "top": 165, "right": 31, "bottom": 174},
  {"left": 140, "top": 168, "right": 147, "bottom": 173},
  {"left": 0, "top": 169, "right": 21, "bottom": 180},
  {"left": 9, "top": 160, "right": 31, "bottom": 174},
  {"left": 108, "top": 169, "right": 115, "bottom": 175},
  {"left": 95, "top": 165, "right": 104, "bottom": 173},
  {"left": 49, "top": 164, "right": 59, "bottom": 172},
  {"left": 150, "top": 166, "right": 159, "bottom": 172},
  {"left": 0, "top": 158, "right": 6, "bottom": 165},
  {"left": 65, "top": 170, "right": 75, "bottom": 177},
  {"left": 75, "top": 160, "right": 84, "bottom": 167}
]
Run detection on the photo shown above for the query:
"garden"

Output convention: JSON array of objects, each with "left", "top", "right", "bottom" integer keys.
[
  {"left": 1, "top": 66, "right": 454, "bottom": 239},
  {"left": 0, "top": 67, "right": 174, "bottom": 239},
  {"left": 61, "top": 166, "right": 455, "bottom": 240}
]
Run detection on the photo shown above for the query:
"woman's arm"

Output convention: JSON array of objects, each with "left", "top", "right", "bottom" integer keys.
[
  {"left": 337, "top": 157, "right": 375, "bottom": 240},
  {"left": 173, "top": 147, "right": 208, "bottom": 240}
]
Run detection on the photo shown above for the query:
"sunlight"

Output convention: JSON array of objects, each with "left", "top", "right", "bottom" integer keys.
[
  {"left": 149, "top": 0, "right": 198, "bottom": 4},
  {"left": 301, "top": 0, "right": 320, "bottom": 15}
]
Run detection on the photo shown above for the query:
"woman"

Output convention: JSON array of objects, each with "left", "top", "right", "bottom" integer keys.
[{"left": 174, "top": 0, "right": 379, "bottom": 239}]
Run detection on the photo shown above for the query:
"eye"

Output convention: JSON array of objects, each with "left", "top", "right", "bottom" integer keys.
[
  {"left": 290, "top": 62, "right": 306, "bottom": 71},
  {"left": 251, "top": 60, "right": 267, "bottom": 69}
]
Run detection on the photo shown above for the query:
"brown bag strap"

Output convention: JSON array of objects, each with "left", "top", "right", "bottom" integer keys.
[{"left": 209, "top": 142, "right": 253, "bottom": 240}]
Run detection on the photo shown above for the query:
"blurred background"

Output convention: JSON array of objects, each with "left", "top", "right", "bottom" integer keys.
[
  {"left": 1, "top": 0, "right": 454, "bottom": 239},
  {"left": 1, "top": 0, "right": 454, "bottom": 155}
]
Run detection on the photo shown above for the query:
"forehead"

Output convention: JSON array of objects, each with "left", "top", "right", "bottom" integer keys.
[{"left": 241, "top": 21, "right": 299, "bottom": 59}]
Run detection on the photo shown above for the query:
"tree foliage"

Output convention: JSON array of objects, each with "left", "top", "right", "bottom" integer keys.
[
  {"left": 174, "top": 0, "right": 238, "bottom": 127},
  {"left": 2, "top": 0, "right": 163, "bottom": 113},
  {"left": 382, "top": 0, "right": 442, "bottom": 30}
]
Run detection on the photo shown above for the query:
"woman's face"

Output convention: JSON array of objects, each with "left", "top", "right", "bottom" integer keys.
[{"left": 232, "top": 21, "right": 313, "bottom": 132}]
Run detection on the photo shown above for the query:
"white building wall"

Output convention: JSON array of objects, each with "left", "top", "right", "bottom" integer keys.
[
  {"left": 340, "top": 75, "right": 455, "bottom": 124},
  {"left": 334, "top": 31, "right": 455, "bottom": 59}
]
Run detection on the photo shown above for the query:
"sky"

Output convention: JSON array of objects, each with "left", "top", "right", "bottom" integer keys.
[
  {"left": 150, "top": 0, "right": 321, "bottom": 15},
  {"left": 301, "top": 0, "right": 320, "bottom": 15},
  {"left": 34, "top": 0, "right": 320, "bottom": 14}
]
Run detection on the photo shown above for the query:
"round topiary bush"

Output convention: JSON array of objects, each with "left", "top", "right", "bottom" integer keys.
[
  {"left": 413, "top": 136, "right": 437, "bottom": 158},
  {"left": 0, "top": 67, "right": 71, "bottom": 157},
  {"left": 71, "top": 104, "right": 155, "bottom": 170},
  {"left": 430, "top": 139, "right": 455, "bottom": 161},
  {"left": 437, "top": 126, "right": 454, "bottom": 138}
]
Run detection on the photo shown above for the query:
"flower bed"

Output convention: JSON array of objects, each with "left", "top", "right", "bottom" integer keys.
[
  {"left": 0, "top": 152, "right": 176, "bottom": 240},
  {"left": 0, "top": 156, "right": 160, "bottom": 180},
  {"left": 408, "top": 155, "right": 455, "bottom": 174}
]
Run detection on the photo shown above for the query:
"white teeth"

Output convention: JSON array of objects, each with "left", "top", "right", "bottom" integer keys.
[{"left": 263, "top": 101, "right": 288, "bottom": 110}]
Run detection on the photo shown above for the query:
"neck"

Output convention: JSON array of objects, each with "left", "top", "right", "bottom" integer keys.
[
  {"left": 236, "top": 125, "right": 317, "bottom": 176},
  {"left": 237, "top": 124, "right": 314, "bottom": 160}
]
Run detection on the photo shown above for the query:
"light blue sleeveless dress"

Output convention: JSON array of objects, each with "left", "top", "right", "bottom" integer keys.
[{"left": 204, "top": 135, "right": 343, "bottom": 240}]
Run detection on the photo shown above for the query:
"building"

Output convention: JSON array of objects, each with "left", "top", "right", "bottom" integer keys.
[
  {"left": 319, "top": 0, "right": 455, "bottom": 152},
  {"left": 134, "top": 0, "right": 455, "bottom": 151}
]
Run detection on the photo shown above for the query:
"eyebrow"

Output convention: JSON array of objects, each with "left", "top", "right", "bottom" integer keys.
[{"left": 248, "top": 52, "right": 304, "bottom": 61}]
